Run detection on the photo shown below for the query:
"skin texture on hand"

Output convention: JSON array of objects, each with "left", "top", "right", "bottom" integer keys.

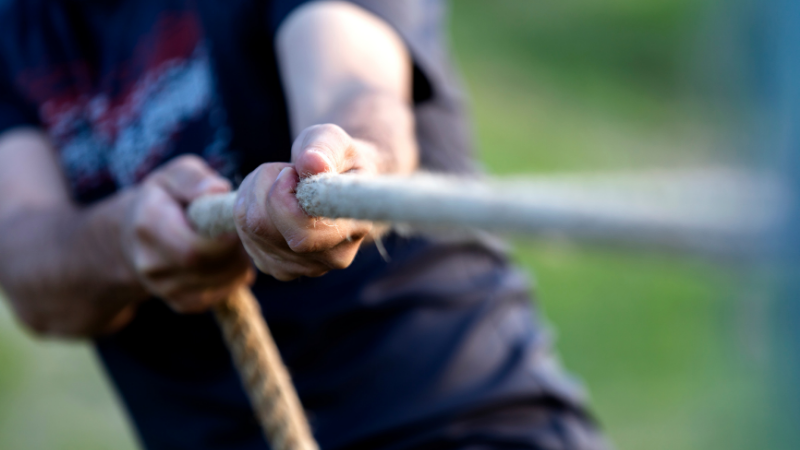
[
  {"left": 121, "top": 155, "right": 254, "bottom": 313},
  {"left": 234, "top": 125, "right": 374, "bottom": 281},
  {"left": 0, "top": 1, "right": 421, "bottom": 336},
  {"left": 234, "top": 2, "right": 419, "bottom": 281},
  {"left": 0, "top": 129, "right": 254, "bottom": 337},
  {"left": 0, "top": 129, "right": 142, "bottom": 337}
]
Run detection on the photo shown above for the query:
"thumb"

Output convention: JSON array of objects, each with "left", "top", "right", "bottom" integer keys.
[
  {"left": 150, "top": 155, "right": 231, "bottom": 204},
  {"left": 291, "top": 124, "right": 353, "bottom": 178}
]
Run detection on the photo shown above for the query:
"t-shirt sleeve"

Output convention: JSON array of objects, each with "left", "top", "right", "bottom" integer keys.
[{"left": 267, "top": 0, "right": 436, "bottom": 104}]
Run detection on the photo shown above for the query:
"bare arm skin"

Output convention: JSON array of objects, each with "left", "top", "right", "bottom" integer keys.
[
  {"left": 234, "top": 1, "right": 418, "bottom": 280},
  {"left": 0, "top": 1, "right": 418, "bottom": 334},
  {"left": 0, "top": 130, "right": 252, "bottom": 338}
]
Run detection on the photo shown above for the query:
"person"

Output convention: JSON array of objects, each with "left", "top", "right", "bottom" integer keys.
[{"left": 0, "top": 0, "right": 608, "bottom": 448}]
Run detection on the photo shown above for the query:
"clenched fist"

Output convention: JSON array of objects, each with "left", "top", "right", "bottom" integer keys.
[
  {"left": 121, "top": 155, "right": 254, "bottom": 313},
  {"left": 234, "top": 124, "right": 376, "bottom": 281}
]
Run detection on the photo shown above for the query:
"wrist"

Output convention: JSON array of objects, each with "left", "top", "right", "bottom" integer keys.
[{"left": 87, "top": 187, "right": 148, "bottom": 296}]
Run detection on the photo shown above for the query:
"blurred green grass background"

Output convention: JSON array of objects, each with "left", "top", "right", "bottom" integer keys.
[
  {"left": 0, "top": 1, "right": 765, "bottom": 449},
  {"left": 452, "top": 1, "right": 765, "bottom": 449}
]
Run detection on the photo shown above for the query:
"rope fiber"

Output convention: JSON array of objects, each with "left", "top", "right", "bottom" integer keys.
[
  {"left": 185, "top": 169, "right": 782, "bottom": 449},
  {"left": 188, "top": 196, "right": 319, "bottom": 450}
]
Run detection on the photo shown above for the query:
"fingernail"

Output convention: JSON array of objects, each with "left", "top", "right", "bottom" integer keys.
[
  {"left": 276, "top": 167, "right": 291, "bottom": 182},
  {"left": 308, "top": 150, "right": 334, "bottom": 172}
]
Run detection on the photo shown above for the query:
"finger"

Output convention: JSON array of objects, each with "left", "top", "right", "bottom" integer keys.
[
  {"left": 136, "top": 187, "right": 239, "bottom": 275},
  {"left": 270, "top": 167, "right": 375, "bottom": 256},
  {"left": 266, "top": 258, "right": 331, "bottom": 281},
  {"left": 151, "top": 155, "right": 231, "bottom": 204},
  {"left": 166, "top": 284, "right": 236, "bottom": 314},
  {"left": 190, "top": 244, "right": 253, "bottom": 283},
  {"left": 178, "top": 261, "right": 253, "bottom": 297},
  {"left": 310, "top": 220, "right": 371, "bottom": 269},
  {"left": 130, "top": 185, "right": 198, "bottom": 269},
  {"left": 139, "top": 243, "right": 246, "bottom": 291},
  {"left": 291, "top": 124, "right": 355, "bottom": 178},
  {"left": 235, "top": 162, "right": 291, "bottom": 241},
  {"left": 269, "top": 166, "right": 341, "bottom": 250},
  {"left": 157, "top": 258, "right": 253, "bottom": 313}
]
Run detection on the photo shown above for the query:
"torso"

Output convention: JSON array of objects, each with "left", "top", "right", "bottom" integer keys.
[
  {"left": 0, "top": 0, "right": 291, "bottom": 203},
  {"left": 0, "top": 2, "right": 582, "bottom": 448}
]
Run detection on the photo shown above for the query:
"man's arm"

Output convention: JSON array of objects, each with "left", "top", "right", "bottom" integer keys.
[
  {"left": 277, "top": 1, "right": 418, "bottom": 175},
  {"left": 234, "top": 1, "right": 418, "bottom": 279},
  {"left": 0, "top": 129, "right": 143, "bottom": 336},
  {"left": 0, "top": 130, "right": 252, "bottom": 338}
]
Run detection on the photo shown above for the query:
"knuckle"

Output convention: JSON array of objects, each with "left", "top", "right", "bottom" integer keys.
[
  {"left": 172, "top": 154, "right": 206, "bottom": 171},
  {"left": 137, "top": 182, "right": 161, "bottom": 201},
  {"left": 252, "top": 163, "right": 285, "bottom": 188},
  {"left": 252, "top": 163, "right": 270, "bottom": 180},
  {"left": 303, "top": 124, "right": 351, "bottom": 155},
  {"left": 242, "top": 206, "right": 276, "bottom": 240},
  {"left": 286, "top": 235, "right": 318, "bottom": 254},
  {"left": 316, "top": 123, "right": 347, "bottom": 140}
]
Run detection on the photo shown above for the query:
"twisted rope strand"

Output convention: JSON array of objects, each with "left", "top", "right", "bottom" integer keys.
[
  {"left": 184, "top": 169, "right": 782, "bottom": 449},
  {"left": 188, "top": 197, "right": 318, "bottom": 450},
  {"left": 213, "top": 289, "right": 318, "bottom": 450},
  {"left": 294, "top": 170, "right": 783, "bottom": 257}
]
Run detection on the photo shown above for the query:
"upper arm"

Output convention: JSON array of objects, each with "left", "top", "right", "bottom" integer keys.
[
  {"left": 0, "top": 128, "right": 73, "bottom": 222},
  {"left": 275, "top": 1, "right": 412, "bottom": 136}
]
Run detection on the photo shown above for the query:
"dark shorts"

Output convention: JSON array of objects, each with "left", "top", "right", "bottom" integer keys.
[{"left": 96, "top": 233, "right": 608, "bottom": 450}]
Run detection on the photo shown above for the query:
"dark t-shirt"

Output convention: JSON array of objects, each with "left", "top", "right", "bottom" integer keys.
[{"left": 0, "top": 1, "right": 593, "bottom": 449}]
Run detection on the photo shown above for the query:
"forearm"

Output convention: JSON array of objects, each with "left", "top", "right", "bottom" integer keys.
[
  {"left": 324, "top": 89, "right": 418, "bottom": 175},
  {"left": 277, "top": 1, "right": 418, "bottom": 175},
  {"left": 0, "top": 190, "right": 146, "bottom": 337},
  {"left": 234, "top": 2, "right": 422, "bottom": 277}
]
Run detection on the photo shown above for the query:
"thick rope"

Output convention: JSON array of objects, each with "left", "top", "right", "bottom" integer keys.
[
  {"left": 295, "top": 170, "right": 784, "bottom": 257},
  {"left": 184, "top": 168, "right": 783, "bottom": 448},
  {"left": 190, "top": 170, "right": 783, "bottom": 258},
  {"left": 213, "top": 289, "right": 317, "bottom": 450},
  {"left": 187, "top": 197, "right": 318, "bottom": 450}
]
